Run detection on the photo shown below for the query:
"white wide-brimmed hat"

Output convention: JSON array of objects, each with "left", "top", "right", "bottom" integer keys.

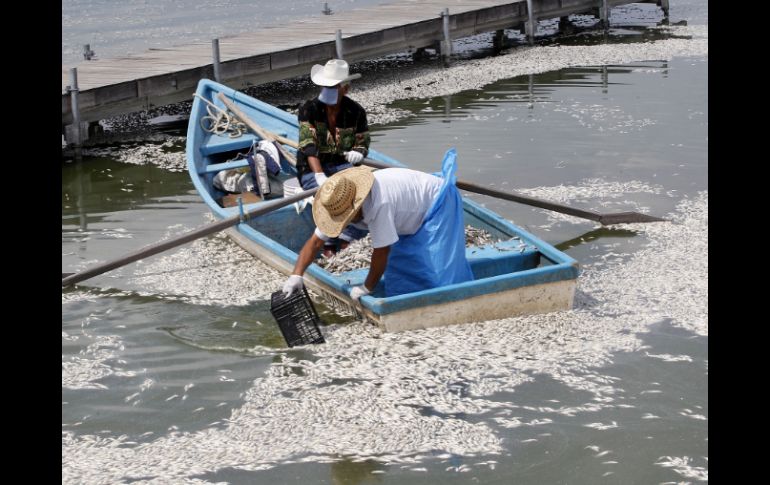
[
  {"left": 312, "top": 167, "right": 374, "bottom": 237},
  {"left": 310, "top": 59, "right": 362, "bottom": 87}
]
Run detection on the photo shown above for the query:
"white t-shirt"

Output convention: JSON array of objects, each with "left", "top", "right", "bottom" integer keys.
[{"left": 314, "top": 168, "right": 443, "bottom": 248}]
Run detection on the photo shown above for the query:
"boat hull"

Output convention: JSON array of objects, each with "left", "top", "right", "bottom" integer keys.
[{"left": 187, "top": 79, "right": 580, "bottom": 332}]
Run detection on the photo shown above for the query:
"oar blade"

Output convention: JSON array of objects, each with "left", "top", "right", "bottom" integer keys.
[{"left": 598, "top": 212, "right": 668, "bottom": 225}]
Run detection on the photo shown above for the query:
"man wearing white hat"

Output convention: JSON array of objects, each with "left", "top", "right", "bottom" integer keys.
[
  {"left": 296, "top": 59, "right": 370, "bottom": 255},
  {"left": 282, "top": 148, "right": 474, "bottom": 303}
]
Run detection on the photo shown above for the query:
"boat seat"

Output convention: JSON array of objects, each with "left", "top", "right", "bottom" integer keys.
[
  {"left": 198, "top": 131, "right": 288, "bottom": 156},
  {"left": 465, "top": 239, "right": 540, "bottom": 279},
  {"left": 198, "top": 130, "right": 291, "bottom": 174},
  {"left": 199, "top": 158, "right": 251, "bottom": 174}
]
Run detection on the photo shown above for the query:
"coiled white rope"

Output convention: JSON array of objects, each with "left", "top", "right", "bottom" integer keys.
[{"left": 194, "top": 93, "right": 247, "bottom": 138}]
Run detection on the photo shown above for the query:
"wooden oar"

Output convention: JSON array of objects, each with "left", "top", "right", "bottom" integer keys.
[
  {"left": 359, "top": 157, "right": 665, "bottom": 225},
  {"left": 62, "top": 188, "right": 318, "bottom": 287},
  {"left": 219, "top": 103, "right": 666, "bottom": 225}
]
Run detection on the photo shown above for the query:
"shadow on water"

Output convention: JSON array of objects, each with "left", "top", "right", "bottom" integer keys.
[
  {"left": 198, "top": 457, "right": 385, "bottom": 485},
  {"left": 329, "top": 458, "right": 386, "bottom": 485},
  {"left": 63, "top": 286, "right": 285, "bottom": 350},
  {"left": 554, "top": 227, "right": 637, "bottom": 252},
  {"left": 64, "top": 283, "right": 354, "bottom": 352}
]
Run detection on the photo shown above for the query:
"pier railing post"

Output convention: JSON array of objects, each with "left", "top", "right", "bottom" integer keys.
[
  {"left": 335, "top": 29, "right": 343, "bottom": 59},
  {"left": 525, "top": 0, "right": 535, "bottom": 45},
  {"left": 658, "top": 0, "right": 670, "bottom": 18},
  {"left": 65, "top": 67, "right": 83, "bottom": 158},
  {"left": 441, "top": 8, "right": 451, "bottom": 67},
  {"left": 493, "top": 29, "right": 505, "bottom": 53},
  {"left": 600, "top": 0, "right": 610, "bottom": 31},
  {"left": 68, "top": 68, "right": 81, "bottom": 148},
  {"left": 212, "top": 38, "right": 221, "bottom": 82}
]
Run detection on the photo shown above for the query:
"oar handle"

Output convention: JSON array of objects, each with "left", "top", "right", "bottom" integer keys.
[{"left": 62, "top": 188, "right": 317, "bottom": 287}]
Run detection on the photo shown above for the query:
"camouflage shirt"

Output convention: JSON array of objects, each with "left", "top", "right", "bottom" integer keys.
[{"left": 296, "top": 96, "right": 370, "bottom": 178}]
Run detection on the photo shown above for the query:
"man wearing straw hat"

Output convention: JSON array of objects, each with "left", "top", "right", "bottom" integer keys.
[
  {"left": 282, "top": 148, "right": 474, "bottom": 302},
  {"left": 296, "top": 59, "right": 371, "bottom": 256}
]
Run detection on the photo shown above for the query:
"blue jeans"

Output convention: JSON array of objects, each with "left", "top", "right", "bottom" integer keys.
[{"left": 300, "top": 163, "right": 369, "bottom": 243}]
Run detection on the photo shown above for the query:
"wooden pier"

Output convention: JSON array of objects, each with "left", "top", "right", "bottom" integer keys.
[{"left": 62, "top": 0, "right": 666, "bottom": 143}]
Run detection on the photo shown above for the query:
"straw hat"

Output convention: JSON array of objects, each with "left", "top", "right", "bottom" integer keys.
[
  {"left": 310, "top": 59, "right": 362, "bottom": 87},
  {"left": 312, "top": 167, "right": 374, "bottom": 237}
]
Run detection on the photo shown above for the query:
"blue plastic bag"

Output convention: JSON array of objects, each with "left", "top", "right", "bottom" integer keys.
[{"left": 383, "top": 148, "right": 474, "bottom": 297}]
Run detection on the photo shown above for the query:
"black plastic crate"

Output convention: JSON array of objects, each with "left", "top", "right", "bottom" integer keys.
[{"left": 270, "top": 286, "right": 325, "bottom": 347}]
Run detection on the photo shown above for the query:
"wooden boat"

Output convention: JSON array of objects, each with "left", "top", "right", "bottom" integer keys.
[{"left": 186, "top": 79, "right": 579, "bottom": 332}]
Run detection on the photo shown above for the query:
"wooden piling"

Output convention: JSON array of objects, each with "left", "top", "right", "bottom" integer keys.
[
  {"left": 441, "top": 8, "right": 451, "bottom": 67},
  {"left": 600, "top": 0, "right": 610, "bottom": 31},
  {"left": 335, "top": 29, "right": 343, "bottom": 59},
  {"left": 493, "top": 29, "right": 505, "bottom": 53},
  {"left": 525, "top": 0, "right": 535, "bottom": 45},
  {"left": 658, "top": 0, "right": 670, "bottom": 17},
  {"left": 212, "top": 39, "right": 221, "bottom": 82},
  {"left": 68, "top": 68, "right": 81, "bottom": 147}
]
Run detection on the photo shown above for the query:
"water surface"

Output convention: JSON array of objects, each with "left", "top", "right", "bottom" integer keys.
[{"left": 62, "top": 3, "right": 707, "bottom": 483}]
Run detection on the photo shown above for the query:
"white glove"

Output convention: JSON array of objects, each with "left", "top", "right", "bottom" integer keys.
[
  {"left": 345, "top": 150, "right": 364, "bottom": 166},
  {"left": 314, "top": 172, "right": 328, "bottom": 187},
  {"left": 282, "top": 275, "right": 304, "bottom": 297},
  {"left": 350, "top": 284, "right": 370, "bottom": 302},
  {"left": 293, "top": 198, "right": 309, "bottom": 214}
]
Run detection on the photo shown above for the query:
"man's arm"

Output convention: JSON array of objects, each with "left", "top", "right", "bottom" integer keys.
[
  {"left": 298, "top": 102, "right": 325, "bottom": 176},
  {"left": 363, "top": 246, "right": 390, "bottom": 291},
  {"left": 353, "top": 108, "right": 371, "bottom": 157},
  {"left": 306, "top": 155, "right": 324, "bottom": 174},
  {"left": 282, "top": 231, "right": 327, "bottom": 296},
  {"left": 292, "top": 232, "right": 326, "bottom": 276}
]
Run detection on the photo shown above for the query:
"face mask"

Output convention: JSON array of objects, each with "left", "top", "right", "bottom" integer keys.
[{"left": 319, "top": 86, "right": 339, "bottom": 105}]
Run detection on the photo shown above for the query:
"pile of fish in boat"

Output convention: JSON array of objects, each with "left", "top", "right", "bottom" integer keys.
[{"left": 316, "top": 226, "right": 527, "bottom": 274}]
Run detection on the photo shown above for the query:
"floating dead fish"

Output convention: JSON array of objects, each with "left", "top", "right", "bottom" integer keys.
[{"left": 316, "top": 226, "right": 507, "bottom": 274}]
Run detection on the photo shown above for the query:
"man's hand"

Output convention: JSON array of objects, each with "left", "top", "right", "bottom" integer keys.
[
  {"left": 350, "top": 284, "right": 370, "bottom": 302},
  {"left": 282, "top": 274, "right": 304, "bottom": 297},
  {"left": 345, "top": 151, "right": 364, "bottom": 166},
  {"left": 314, "top": 172, "right": 328, "bottom": 187}
]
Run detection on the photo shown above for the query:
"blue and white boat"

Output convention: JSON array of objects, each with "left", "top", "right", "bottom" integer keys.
[{"left": 186, "top": 79, "right": 579, "bottom": 332}]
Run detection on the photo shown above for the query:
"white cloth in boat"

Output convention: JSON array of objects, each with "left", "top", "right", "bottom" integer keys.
[
  {"left": 213, "top": 167, "right": 254, "bottom": 193},
  {"left": 213, "top": 140, "right": 281, "bottom": 195}
]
